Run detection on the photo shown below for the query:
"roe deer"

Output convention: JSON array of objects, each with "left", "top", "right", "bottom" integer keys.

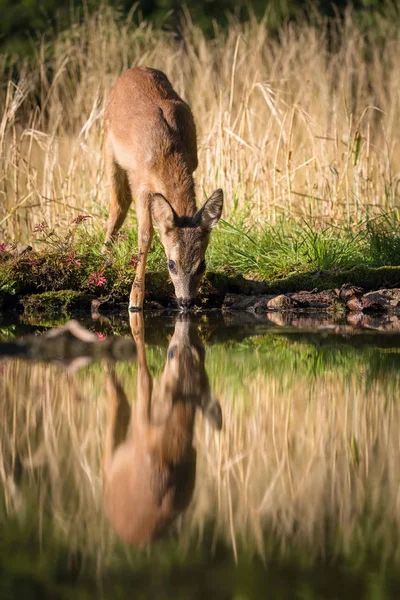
[
  {"left": 102, "top": 313, "right": 222, "bottom": 546},
  {"left": 104, "top": 66, "right": 224, "bottom": 311}
]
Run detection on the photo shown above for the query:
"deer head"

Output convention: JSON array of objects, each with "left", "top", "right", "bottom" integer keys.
[{"left": 151, "top": 189, "right": 224, "bottom": 309}]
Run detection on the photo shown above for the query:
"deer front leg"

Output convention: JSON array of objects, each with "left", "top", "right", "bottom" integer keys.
[
  {"left": 102, "top": 364, "right": 132, "bottom": 481},
  {"left": 129, "top": 312, "right": 153, "bottom": 425},
  {"left": 129, "top": 190, "right": 153, "bottom": 311}
]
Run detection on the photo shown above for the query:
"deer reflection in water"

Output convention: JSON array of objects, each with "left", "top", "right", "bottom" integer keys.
[{"left": 102, "top": 314, "right": 222, "bottom": 546}]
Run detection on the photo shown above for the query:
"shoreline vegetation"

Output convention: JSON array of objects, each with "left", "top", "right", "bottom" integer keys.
[{"left": 3, "top": 215, "right": 400, "bottom": 315}]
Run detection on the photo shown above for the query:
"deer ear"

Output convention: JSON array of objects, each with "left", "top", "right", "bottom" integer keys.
[
  {"left": 203, "top": 395, "right": 222, "bottom": 431},
  {"left": 152, "top": 193, "right": 176, "bottom": 233},
  {"left": 196, "top": 189, "right": 224, "bottom": 232}
]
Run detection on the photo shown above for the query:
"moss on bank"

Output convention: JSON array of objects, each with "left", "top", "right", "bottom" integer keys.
[
  {"left": 4, "top": 209, "right": 400, "bottom": 313},
  {"left": 3, "top": 245, "right": 400, "bottom": 316},
  {"left": 21, "top": 291, "right": 94, "bottom": 317},
  {"left": 0, "top": 249, "right": 171, "bottom": 310},
  {"left": 206, "top": 265, "right": 400, "bottom": 298},
  {"left": 265, "top": 266, "right": 400, "bottom": 294}
]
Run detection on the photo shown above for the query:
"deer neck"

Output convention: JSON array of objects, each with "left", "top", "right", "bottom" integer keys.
[{"left": 161, "top": 154, "right": 196, "bottom": 217}]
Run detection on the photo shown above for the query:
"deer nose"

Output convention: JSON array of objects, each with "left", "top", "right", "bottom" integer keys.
[{"left": 178, "top": 297, "right": 194, "bottom": 311}]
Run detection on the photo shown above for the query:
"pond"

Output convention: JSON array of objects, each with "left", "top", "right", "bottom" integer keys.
[{"left": 1, "top": 311, "right": 400, "bottom": 599}]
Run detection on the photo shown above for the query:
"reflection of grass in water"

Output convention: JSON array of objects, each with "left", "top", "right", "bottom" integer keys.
[
  {"left": 2, "top": 519, "right": 400, "bottom": 600},
  {"left": 4, "top": 519, "right": 399, "bottom": 600},
  {"left": 1, "top": 338, "right": 400, "bottom": 595},
  {"left": 206, "top": 334, "right": 399, "bottom": 391}
]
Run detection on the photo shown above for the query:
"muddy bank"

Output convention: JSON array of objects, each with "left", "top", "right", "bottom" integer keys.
[
  {"left": 2, "top": 244, "right": 400, "bottom": 317},
  {"left": 223, "top": 286, "right": 400, "bottom": 314},
  {"left": 9, "top": 282, "right": 400, "bottom": 322}
]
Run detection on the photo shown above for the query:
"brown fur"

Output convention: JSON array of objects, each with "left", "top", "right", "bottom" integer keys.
[
  {"left": 103, "top": 66, "right": 223, "bottom": 309},
  {"left": 102, "top": 313, "right": 222, "bottom": 546}
]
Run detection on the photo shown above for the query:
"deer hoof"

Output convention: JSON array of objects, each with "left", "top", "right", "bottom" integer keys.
[
  {"left": 129, "top": 305, "right": 143, "bottom": 312},
  {"left": 129, "top": 283, "right": 144, "bottom": 312}
]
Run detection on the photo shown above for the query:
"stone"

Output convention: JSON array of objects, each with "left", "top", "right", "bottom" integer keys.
[
  {"left": 267, "top": 294, "right": 294, "bottom": 310},
  {"left": 337, "top": 283, "right": 364, "bottom": 312},
  {"left": 222, "top": 293, "right": 273, "bottom": 311},
  {"left": 252, "top": 297, "right": 271, "bottom": 313},
  {"left": 289, "top": 289, "right": 338, "bottom": 309},
  {"left": 338, "top": 283, "right": 364, "bottom": 301},
  {"left": 346, "top": 296, "right": 364, "bottom": 312},
  {"left": 360, "top": 289, "right": 400, "bottom": 312}
]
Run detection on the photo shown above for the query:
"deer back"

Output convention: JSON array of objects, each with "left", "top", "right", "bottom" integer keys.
[{"left": 105, "top": 66, "right": 198, "bottom": 193}]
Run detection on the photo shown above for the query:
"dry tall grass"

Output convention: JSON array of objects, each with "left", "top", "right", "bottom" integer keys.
[
  {"left": 1, "top": 342, "right": 400, "bottom": 567},
  {"left": 1, "top": 6, "right": 399, "bottom": 241}
]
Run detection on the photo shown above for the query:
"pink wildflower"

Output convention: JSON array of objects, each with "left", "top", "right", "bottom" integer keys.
[
  {"left": 34, "top": 221, "right": 48, "bottom": 233},
  {"left": 72, "top": 214, "right": 92, "bottom": 225},
  {"left": 66, "top": 251, "right": 82, "bottom": 268},
  {"left": 96, "top": 332, "right": 106, "bottom": 341},
  {"left": 25, "top": 256, "right": 40, "bottom": 267},
  {"left": 128, "top": 254, "right": 139, "bottom": 270},
  {"left": 88, "top": 270, "right": 107, "bottom": 287}
]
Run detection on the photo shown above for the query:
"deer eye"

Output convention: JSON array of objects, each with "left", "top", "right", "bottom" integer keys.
[
  {"left": 168, "top": 260, "right": 177, "bottom": 273},
  {"left": 197, "top": 260, "right": 206, "bottom": 275},
  {"left": 168, "top": 345, "right": 177, "bottom": 360}
]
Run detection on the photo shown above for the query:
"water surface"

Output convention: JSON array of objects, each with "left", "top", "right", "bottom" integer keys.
[{"left": 1, "top": 311, "right": 400, "bottom": 599}]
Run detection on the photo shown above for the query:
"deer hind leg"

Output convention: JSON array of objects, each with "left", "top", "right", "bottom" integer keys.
[
  {"left": 103, "top": 146, "right": 132, "bottom": 247},
  {"left": 129, "top": 188, "right": 154, "bottom": 311}
]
